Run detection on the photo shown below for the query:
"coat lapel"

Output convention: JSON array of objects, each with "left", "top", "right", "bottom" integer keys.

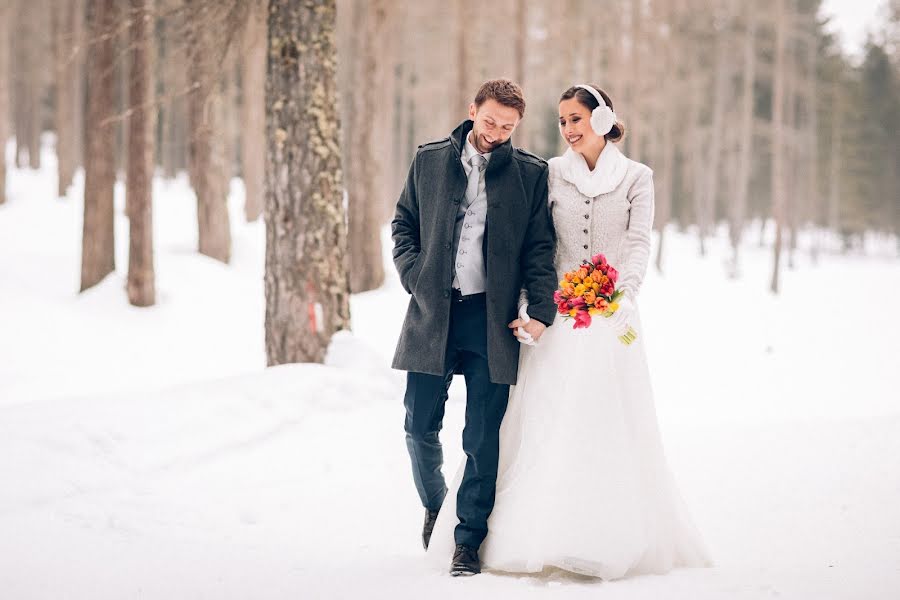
[
  {"left": 447, "top": 120, "right": 519, "bottom": 263},
  {"left": 484, "top": 139, "right": 512, "bottom": 210}
]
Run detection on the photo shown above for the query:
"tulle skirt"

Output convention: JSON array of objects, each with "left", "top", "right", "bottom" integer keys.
[{"left": 425, "top": 309, "right": 713, "bottom": 579}]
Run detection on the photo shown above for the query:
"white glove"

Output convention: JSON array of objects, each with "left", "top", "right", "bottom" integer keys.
[
  {"left": 516, "top": 303, "right": 536, "bottom": 346},
  {"left": 606, "top": 294, "right": 635, "bottom": 334}
]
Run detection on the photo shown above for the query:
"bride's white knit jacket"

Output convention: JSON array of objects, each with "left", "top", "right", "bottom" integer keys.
[{"left": 548, "top": 142, "right": 655, "bottom": 299}]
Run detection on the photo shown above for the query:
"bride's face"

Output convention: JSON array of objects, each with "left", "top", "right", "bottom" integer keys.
[{"left": 558, "top": 98, "right": 605, "bottom": 155}]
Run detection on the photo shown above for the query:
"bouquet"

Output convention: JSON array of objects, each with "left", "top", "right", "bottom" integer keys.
[{"left": 554, "top": 253, "right": 637, "bottom": 345}]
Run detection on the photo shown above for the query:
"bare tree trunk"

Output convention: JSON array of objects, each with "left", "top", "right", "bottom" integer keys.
[
  {"left": 186, "top": 1, "right": 231, "bottom": 263},
  {"left": 653, "top": 0, "right": 676, "bottom": 273},
  {"left": 344, "top": 0, "right": 386, "bottom": 293},
  {"left": 513, "top": 0, "right": 529, "bottom": 149},
  {"left": 513, "top": 0, "right": 526, "bottom": 85},
  {"left": 55, "top": 0, "right": 85, "bottom": 198},
  {"left": 240, "top": 0, "right": 266, "bottom": 222},
  {"left": 161, "top": 11, "right": 187, "bottom": 179},
  {"left": 689, "top": 71, "right": 708, "bottom": 256},
  {"left": 729, "top": 8, "right": 756, "bottom": 278},
  {"left": 115, "top": 24, "right": 129, "bottom": 183},
  {"left": 827, "top": 74, "right": 841, "bottom": 233},
  {"left": 0, "top": 1, "right": 8, "bottom": 205},
  {"left": 655, "top": 103, "right": 675, "bottom": 273},
  {"left": 603, "top": 0, "right": 626, "bottom": 117},
  {"left": 30, "top": 0, "right": 46, "bottom": 170},
  {"left": 396, "top": 60, "right": 412, "bottom": 169},
  {"left": 14, "top": 0, "right": 44, "bottom": 170},
  {"left": 126, "top": 0, "right": 156, "bottom": 307},
  {"left": 699, "top": 17, "right": 729, "bottom": 258},
  {"left": 627, "top": 0, "right": 643, "bottom": 161},
  {"left": 376, "top": 7, "right": 400, "bottom": 222},
  {"left": 804, "top": 25, "right": 819, "bottom": 263},
  {"left": 222, "top": 51, "right": 240, "bottom": 186},
  {"left": 785, "top": 30, "right": 798, "bottom": 271},
  {"left": 455, "top": 0, "right": 473, "bottom": 117},
  {"left": 265, "top": 0, "right": 351, "bottom": 365},
  {"left": 770, "top": 0, "right": 787, "bottom": 294},
  {"left": 81, "top": 0, "right": 117, "bottom": 292}
]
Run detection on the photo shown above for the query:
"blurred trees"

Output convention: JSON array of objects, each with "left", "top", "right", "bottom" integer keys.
[
  {"left": 12, "top": 0, "right": 46, "bottom": 170},
  {"left": 0, "top": 0, "right": 896, "bottom": 306},
  {"left": 0, "top": 1, "right": 8, "bottom": 205}
]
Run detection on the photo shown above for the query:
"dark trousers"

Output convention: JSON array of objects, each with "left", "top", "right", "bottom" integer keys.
[{"left": 403, "top": 294, "right": 510, "bottom": 549}]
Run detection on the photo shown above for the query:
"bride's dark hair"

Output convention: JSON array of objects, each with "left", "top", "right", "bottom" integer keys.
[{"left": 559, "top": 85, "right": 626, "bottom": 143}]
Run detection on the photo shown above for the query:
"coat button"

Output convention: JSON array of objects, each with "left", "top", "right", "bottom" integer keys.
[
  {"left": 445, "top": 242, "right": 451, "bottom": 249},
  {"left": 583, "top": 229, "right": 588, "bottom": 234},
  {"left": 585, "top": 200, "right": 590, "bottom": 204},
  {"left": 584, "top": 214, "right": 589, "bottom": 219},
  {"left": 444, "top": 290, "right": 450, "bottom": 298},
  {"left": 583, "top": 244, "right": 588, "bottom": 249}
]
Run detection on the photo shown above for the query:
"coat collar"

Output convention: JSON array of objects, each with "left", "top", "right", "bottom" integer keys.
[
  {"left": 557, "top": 142, "right": 628, "bottom": 197},
  {"left": 449, "top": 120, "right": 512, "bottom": 174}
]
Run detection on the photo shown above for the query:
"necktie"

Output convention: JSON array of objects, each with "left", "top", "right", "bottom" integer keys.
[{"left": 465, "top": 153, "right": 485, "bottom": 207}]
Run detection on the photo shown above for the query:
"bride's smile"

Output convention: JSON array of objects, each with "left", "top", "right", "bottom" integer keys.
[{"left": 558, "top": 96, "right": 609, "bottom": 170}]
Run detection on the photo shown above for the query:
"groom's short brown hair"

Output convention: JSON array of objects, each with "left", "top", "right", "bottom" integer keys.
[{"left": 474, "top": 79, "right": 526, "bottom": 118}]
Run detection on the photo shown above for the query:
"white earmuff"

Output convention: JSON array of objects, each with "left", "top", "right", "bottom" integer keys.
[{"left": 575, "top": 84, "right": 617, "bottom": 137}]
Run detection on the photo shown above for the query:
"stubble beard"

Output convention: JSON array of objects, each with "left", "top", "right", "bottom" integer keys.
[{"left": 470, "top": 128, "right": 499, "bottom": 154}]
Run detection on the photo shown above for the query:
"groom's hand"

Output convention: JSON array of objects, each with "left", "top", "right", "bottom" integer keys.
[{"left": 508, "top": 318, "right": 546, "bottom": 343}]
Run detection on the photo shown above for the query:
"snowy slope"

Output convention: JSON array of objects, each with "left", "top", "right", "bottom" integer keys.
[{"left": 1, "top": 146, "right": 899, "bottom": 598}]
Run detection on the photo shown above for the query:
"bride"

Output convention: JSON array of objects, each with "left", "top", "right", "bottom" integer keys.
[{"left": 426, "top": 84, "right": 713, "bottom": 579}]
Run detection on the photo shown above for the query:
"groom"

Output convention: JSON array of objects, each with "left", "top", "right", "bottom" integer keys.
[{"left": 391, "top": 79, "right": 557, "bottom": 576}]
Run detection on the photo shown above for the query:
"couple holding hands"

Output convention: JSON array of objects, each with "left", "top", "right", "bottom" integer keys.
[{"left": 392, "top": 79, "right": 711, "bottom": 578}]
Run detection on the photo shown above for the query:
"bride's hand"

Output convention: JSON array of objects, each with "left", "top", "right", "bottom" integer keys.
[
  {"left": 606, "top": 294, "right": 634, "bottom": 333},
  {"left": 509, "top": 318, "right": 546, "bottom": 344},
  {"left": 509, "top": 304, "right": 546, "bottom": 345}
]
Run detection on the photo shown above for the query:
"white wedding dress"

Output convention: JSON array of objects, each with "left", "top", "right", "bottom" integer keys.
[{"left": 425, "top": 144, "right": 712, "bottom": 579}]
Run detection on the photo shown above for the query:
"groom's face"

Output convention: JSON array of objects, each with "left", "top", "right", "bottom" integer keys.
[{"left": 468, "top": 99, "right": 521, "bottom": 153}]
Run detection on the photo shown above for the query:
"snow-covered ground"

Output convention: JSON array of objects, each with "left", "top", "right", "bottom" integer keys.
[{"left": 1, "top": 142, "right": 899, "bottom": 599}]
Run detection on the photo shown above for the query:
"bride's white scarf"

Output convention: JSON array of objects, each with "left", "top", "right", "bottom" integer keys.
[{"left": 558, "top": 142, "right": 628, "bottom": 197}]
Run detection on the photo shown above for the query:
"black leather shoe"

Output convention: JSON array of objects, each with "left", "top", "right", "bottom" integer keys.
[
  {"left": 422, "top": 508, "right": 440, "bottom": 550},
  {"left": 450, "top": 544, "right": 481, "bottom": 576}
]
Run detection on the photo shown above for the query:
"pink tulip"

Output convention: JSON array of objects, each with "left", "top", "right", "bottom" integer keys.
[
  {"left": 606, "top": 265, "right": 618, "bottom": 283},
  {"left": 573, "top": 311, "right": 592, "bottom": 329}
]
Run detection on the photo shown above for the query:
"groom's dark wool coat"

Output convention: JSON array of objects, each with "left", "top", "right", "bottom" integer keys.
[{"left": 391, "top": 120, "right": 557, "bottom": 386}]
